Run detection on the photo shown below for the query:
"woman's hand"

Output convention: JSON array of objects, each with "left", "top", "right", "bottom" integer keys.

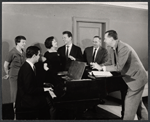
[
  {"left": 3, "top": 74, "right": 9, "bottom": 79},
  {"left": 44, "top": 63, "right": 49, "bottom": 71}
]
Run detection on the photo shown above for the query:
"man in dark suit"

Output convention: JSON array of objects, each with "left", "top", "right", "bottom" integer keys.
[
  {"left": 92, "top": 30, "right": 148, "bottom": 120},
  {"left": 58, "top": 31, "right": 83, "bottom": 71},
  {"left": 83, "top": 36, "right": 108, "bottom": 71},
  {"left": 83, "top": 36, "right": 108, "bottom": 104},
  {"left": 15, "top": 46, "right": 56, "bottom": 119}
]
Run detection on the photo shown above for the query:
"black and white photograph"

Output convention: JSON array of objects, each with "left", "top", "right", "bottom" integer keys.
[{"left": 2, "top": 2, "right": 148, "bottom": 120}]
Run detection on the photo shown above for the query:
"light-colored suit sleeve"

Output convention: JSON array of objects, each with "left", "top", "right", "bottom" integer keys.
[{"left": 105, "top": 45, "right": 130, "bottom": 72}]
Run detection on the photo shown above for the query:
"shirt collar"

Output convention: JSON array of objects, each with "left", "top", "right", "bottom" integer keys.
[
  {"left": 93, "top": 46, "right": 100, "bottom": 51},
  {"left": 14, "top": 47, "right": 24, "bottom": 56},
  {"left": 26, "top": 59, "right": 34, "bottom": 70},
  {"left": 112, "top": 40, "right": 119, "bottom": 50},
  {"left": 66, "top": 43, "right": 72, "bottom": 48}
]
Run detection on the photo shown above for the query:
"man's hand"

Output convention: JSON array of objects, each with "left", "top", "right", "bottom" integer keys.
[
  {"left": 44, "top": 87, "right": 56, "bottom": 98},
  {"left": 44, "top": 87, "right": 53, "bottom": 92},
  {"left": 90, "top": 62, "right": 103, "bottom": 71},
  {"left": 68, "top": 55, "right": 76, "bottom": 61}
]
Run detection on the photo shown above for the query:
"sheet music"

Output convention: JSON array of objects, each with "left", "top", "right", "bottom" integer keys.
[
  {"left": 92, "top": 71, "right": 113, "bottom": 77},
  {"left": 68, "top": 61, "right": 86, "bottom": 80}
]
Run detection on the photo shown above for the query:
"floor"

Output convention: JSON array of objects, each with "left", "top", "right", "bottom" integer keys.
[
  {"left": 82, "top": 96, "right": 148, "bottom": 120},
  {"left": 2, "top": 96, "right": 148, "bottom": 120}
]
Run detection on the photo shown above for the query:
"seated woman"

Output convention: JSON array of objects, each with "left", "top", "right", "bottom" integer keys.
[{"left": 44, "top": 36, "right": 64, "bottom": 97}]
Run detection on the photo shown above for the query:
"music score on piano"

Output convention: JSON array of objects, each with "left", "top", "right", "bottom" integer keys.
[{"left": 89, "top": 71, "right": 113, "bottom": 78}]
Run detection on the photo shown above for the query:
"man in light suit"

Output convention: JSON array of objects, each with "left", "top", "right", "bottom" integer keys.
[
  {"left": 58, "top": 31, "right": 83, "bottom": 71},
  {"left": 83, "top": 36, "right": 108, "bottom": 70},
  {"left": 15, "top": 46, "right": 56, "bottom": 119},
  {"left": 91, "top": 30, "right": 148, "bottom": 120}
]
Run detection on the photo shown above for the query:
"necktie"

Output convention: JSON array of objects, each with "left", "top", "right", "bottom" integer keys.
[
  {"left": 66, "top": 46, "right": 69, "bottom": 59},
  {"left": 92, "top": 48, "right": 97, "bottom": 62},
  {"left": 33, "top": 65, "right": 36, "bottom": 75},
  {"left": 113, "top": 49, "right": 117, "bottom": 66}
]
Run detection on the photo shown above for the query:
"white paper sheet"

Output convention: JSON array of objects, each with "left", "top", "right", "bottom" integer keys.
[{"left": 92, "top": 71, "right": 113, "bottom": 77}]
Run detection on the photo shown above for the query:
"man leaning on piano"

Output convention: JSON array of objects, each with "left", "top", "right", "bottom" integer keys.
[{"left": 90, "top": 30, "right": 148, "bottom": 120}]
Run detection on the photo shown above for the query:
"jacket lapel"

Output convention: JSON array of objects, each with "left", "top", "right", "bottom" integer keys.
[
  {"left": 95, "top": 47, "right": 101, "bottom": 62},
  {"left": 110, "top": 48, "right": 115, "bottom": 65},
  {"left": 111, "top": 41, "right": 119, "bottom": 66},
  {"left": 89, "top": 47, "right": 93, "bottom": 61},
  {"left": 70, "top": 44, "right": 74, "bottom": 56},
  {"left": 62, "top": 45, "right": 66, "bottom": 56}
]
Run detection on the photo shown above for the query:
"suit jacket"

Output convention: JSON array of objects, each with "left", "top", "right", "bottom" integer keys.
[
  {"left": 15, "top": 61, "right": 48, "bottom": 109},
  {"left": 104, "top": 40, "right": 148, "bottom": 91},
  {"left": 58, "top": 44, "right": 83, "bottom": 71},
  {"left": 83, "top": 46, "right": 108, "bottom": 65}
]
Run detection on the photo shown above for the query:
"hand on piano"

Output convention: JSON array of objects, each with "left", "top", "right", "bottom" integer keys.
[
  {"left": 44, "top": 87, "right": 57, "bottom": 98},
  {"left": 44, "top": 87, "right": 53, "bottom": 92},
  {"left": 3, "top": 74, "right": 9, "bottom": 79},
  {"left": 68, "top": 55, "right": 76, "bottom": 61}
]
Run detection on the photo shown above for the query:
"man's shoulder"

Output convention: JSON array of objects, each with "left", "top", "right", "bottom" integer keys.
[
  {"left": 85, "top": 46, "right": 93, "bottom": 51},
  {"left": 118, "top": 40, "right": 130, "bottom": 50},
  {"left": 21, "top": 62, "right": 31, "bottom": 69},
  {"left": 58, "top": 45, "right": 65, "bottom": 50},
  {"left": 21, "top": 61, "right": 30, "bottom": 68},
  {"left": 20, "top": 62, "right": 34, "bottom": 76},
  {"left": 72, "top": 44, "right": 82, "bottom": 49},
  {"left": 19, "top": 62, "right": 29, "bottom": 73},
  {"left": 100, "top": 46, "right": 107, "bottom": 50}
]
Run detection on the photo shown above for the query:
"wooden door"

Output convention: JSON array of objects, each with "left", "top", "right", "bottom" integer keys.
[
  {"left": 73, "top": 17, "right": 109, "bottom": 52},
  {"left": 78, "top": 22, "right": 102, "bottom": 51}
]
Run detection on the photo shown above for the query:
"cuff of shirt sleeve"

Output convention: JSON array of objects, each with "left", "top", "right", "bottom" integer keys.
[{"left": 102, "top": 66, "right": 106, "bottom": 72}]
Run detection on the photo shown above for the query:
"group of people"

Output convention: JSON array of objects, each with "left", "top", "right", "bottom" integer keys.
[{"left": 3, "top": 30, "right": 148, "bottom": 120}]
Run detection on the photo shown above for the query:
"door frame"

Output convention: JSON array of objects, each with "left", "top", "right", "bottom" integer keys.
[{"left": 72, "top": 17, "right": 109, "bottom": 47}]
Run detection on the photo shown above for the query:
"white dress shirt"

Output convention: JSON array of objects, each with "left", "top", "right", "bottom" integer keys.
[
  {"left": 93, "top": 47, "right": 99, "bottom": 61},
  {"left": 66, "top": 43, "right": 73, "bottom": 56},
  {"left": 26, "top": 60, "right": 34, "bottom": 71}
]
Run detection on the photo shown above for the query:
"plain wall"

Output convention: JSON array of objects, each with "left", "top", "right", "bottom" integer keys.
[{"left": 2, "top": 4, "right": 148, "bottom": 103}]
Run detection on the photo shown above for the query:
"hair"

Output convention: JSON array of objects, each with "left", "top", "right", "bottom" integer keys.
[
  {"left": 44, "top": 36, "right": 54, "bottom": 49},
  {"left": 15, "top": 36, "right": 26, "bottom": 45},
  {"left": 105, "top": 30, "right": 118, "bottom": 40},
  {"left": 26, "top": 46, "right": 40, "bottom": 58},
  {"left": 62, "top": 31, "right": 73, "bottom": 38},
  {"left": 94, "top": 36, "right": 101, "bottom": 40}
]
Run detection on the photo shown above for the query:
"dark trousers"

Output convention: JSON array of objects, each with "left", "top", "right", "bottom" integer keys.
[
  {"left": 45, "top": 91, "right": 56, "bottom": 119},
  {"left": 2, "top": 103, "right": 14, "bottom": 120}
]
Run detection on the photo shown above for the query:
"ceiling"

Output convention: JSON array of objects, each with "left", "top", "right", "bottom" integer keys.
[
  {"left": 3, "top": 2, "right": 148, "bottom": 10},
  {"left": 98, "top": 2, "right": 148, "bottom": 10}
]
